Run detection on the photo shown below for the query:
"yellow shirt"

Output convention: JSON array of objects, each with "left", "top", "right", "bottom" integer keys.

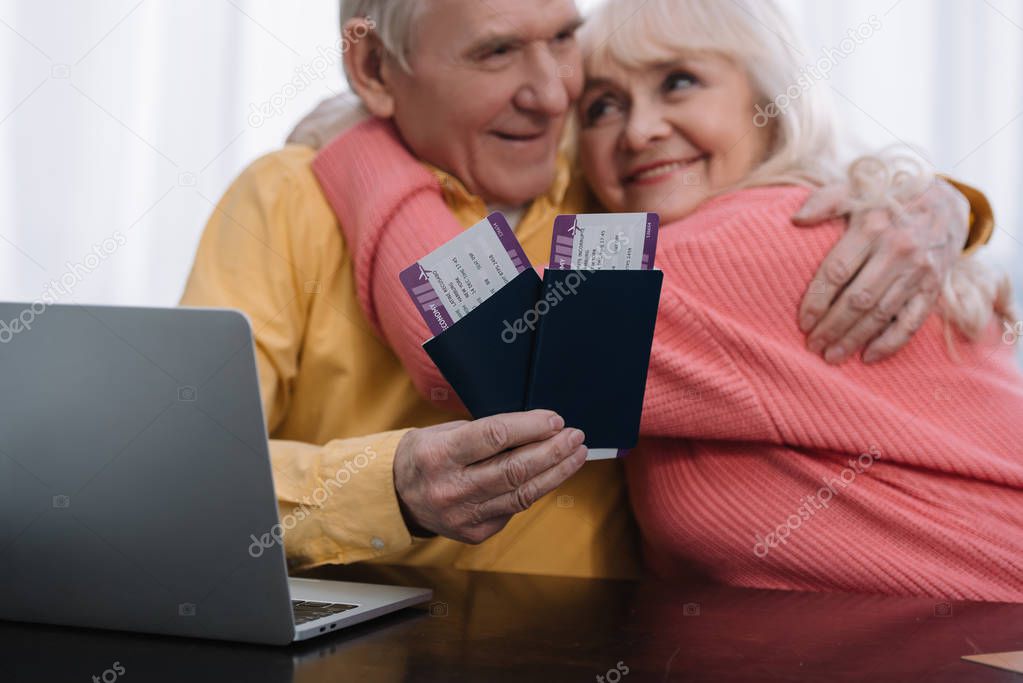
[{"left": 180, "top": 145, "right": 642, "bottom": 579}]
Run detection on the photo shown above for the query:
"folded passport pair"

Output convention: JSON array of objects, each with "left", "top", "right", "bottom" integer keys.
[{"left": 400, "top": 213, "right": 663, "bottom": 460}]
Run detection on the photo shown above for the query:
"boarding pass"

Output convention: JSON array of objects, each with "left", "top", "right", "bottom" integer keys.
[
  {"left": 399, "top": 212, "right": 529, "bottom": 336},
  {"left": 548, "top": 212, "right": 659, "bottom": 271}
]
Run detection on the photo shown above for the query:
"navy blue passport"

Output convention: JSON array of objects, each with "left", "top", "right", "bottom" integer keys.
[
  {"left": 525, "top": 269, "right": 663, "bottom": 449},
  {"left": 423, "top": 268, "right": 542, "bottom": 417}
]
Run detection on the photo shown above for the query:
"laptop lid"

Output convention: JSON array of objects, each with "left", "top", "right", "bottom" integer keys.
[{"left": 0, "top": 303, "right": 296, "bottom": 644}]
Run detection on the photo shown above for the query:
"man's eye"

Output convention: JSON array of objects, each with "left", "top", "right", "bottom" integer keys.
[
  {"left": 553, "top": 28, "right": 577, "bottom": 43},
  {"left": 477, "top": 43, "right": 515, "bottom": 62},
  {"left": 664, "top": 71, "right": 698, "bottom": 93}
]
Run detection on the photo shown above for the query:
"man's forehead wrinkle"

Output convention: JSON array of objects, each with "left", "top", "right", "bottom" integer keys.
[
  {"left": 409, "top": 2, "right": 507, "bottom": 57},
  {"left": 476, "top": 0, "right": 531, "bottom": 36},
  {"left": 414, "top": 0, "right": 509, "bottom": 33},
  {"left": 418, "top": 0, "right": 579, "bottom": 47}
]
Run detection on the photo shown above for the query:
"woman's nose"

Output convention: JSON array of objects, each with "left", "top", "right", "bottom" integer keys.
[{"left": 622, "top": 102, "right": 672, "bottom": 152}]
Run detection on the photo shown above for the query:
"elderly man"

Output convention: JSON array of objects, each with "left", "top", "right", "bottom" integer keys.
[{"left": 181, "top": 0, "right": 991, "bottom": 578}]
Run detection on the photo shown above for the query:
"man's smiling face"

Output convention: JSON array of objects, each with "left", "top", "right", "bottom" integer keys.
[{"left": 385, "top": 0, "right": 584, "bottom": 206}]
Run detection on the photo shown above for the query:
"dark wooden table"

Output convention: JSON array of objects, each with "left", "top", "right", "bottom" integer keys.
[{"left": 4, "top": 563, "right": 1022, "bottom": 682}]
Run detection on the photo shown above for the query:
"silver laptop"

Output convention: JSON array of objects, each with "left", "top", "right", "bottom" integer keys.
[{"left": 0, "top": 302, "right": 430, "bottom": 645}]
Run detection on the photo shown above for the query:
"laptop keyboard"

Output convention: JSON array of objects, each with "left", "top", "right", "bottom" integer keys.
[{"left": 291, "top": 600, "right": 359, "bottom": 624}]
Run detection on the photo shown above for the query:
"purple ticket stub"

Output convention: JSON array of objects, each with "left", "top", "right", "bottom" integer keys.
[
  {"left": 400, "top": 212, "right": 531, "bottom": 338},
  {"left": 549, "top": 213, "right": 659, "bottom": 271},
  {"left": 487, "top": 212, "right": 530, "bottom": 275},
  {"left": 399, "top": 265, "right": 457, "bottom": 337}
]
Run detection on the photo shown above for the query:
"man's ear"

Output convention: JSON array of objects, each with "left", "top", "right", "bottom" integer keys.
[{"left": 343, "top": 18, "right": 396, "bottom": 119}]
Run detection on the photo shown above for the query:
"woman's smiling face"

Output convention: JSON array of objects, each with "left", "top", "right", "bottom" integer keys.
[{"left": 578, "top": 53, "right": 772, "bottom": 221}]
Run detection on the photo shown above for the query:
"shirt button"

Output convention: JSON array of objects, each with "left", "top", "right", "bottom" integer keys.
[{"left": 371, "top": 536, "right": 385, "bottom": 550}]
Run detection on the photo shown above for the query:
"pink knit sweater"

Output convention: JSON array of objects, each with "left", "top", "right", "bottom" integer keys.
[{"left": 314, "top": 119, "right": 1023, "bottom": 601}]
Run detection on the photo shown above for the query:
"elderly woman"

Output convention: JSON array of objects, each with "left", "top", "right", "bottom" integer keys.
[
  {"left": 316, "top": 0, "right": 1023, "bottom": 600},
  {"left": 574, "top": 0, "right": 1022, "bottom": 602}
]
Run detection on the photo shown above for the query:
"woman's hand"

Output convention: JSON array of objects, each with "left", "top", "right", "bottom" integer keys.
[{"left": 793, "top": 178, "right": 969, "bottom": 364}]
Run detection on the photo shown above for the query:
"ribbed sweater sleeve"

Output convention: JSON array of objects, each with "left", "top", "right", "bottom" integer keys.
[{"left": 312, "top": 119, "right": 466, "bottom": 408}]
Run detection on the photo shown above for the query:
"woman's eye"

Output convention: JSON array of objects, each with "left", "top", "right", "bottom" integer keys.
[
  {"left": 583, "top": 96, "right": 620, "bottom": 125},
  {"left": 663, "top": 71, "right": 697, "bottom": 93}
]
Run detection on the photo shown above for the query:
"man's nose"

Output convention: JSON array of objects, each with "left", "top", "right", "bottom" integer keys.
[{"left": 513, "top": 43, "right": 571, "bottom": 116}]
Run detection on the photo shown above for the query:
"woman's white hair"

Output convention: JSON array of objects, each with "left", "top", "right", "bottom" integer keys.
[{"left": 580, "top": 0, "right": 1017, "bottom": 345}]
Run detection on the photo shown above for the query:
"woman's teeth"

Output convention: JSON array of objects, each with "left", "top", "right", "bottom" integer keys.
[{"left": 633, "top": 160, "right": 691, "bottom": 181}]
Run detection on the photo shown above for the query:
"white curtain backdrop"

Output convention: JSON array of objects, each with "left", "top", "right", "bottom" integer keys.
[{"left": 1, "top": 1, "right": 1020, "bottom": 356}]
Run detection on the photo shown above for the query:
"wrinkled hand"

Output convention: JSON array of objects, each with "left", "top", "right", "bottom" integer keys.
[
  {"left": 393, "top": 410, "right": 587, "bottom": 544},
  {"left": 794, "top": 178, "right": 969, "bottom": 364}
]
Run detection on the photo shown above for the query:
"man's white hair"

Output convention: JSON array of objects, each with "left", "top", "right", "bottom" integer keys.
[{"left": 339, "top": 0, "right": 419, "bottom": 77}]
